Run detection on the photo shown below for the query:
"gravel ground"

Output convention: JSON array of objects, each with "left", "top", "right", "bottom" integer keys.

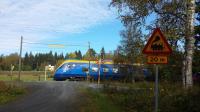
[{"left": 0, "top": 81, "right": 88, "bottom": 112}]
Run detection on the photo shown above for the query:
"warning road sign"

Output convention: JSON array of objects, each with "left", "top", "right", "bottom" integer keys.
[
  {"left": 143, "top": 28, "right": 172, "bottom": 55},
  {"left": 147, "top": 55, "right": 168, "bottom": 64},
  {"left": 142, "top": 28, "right": 171, "bottom": 112}
]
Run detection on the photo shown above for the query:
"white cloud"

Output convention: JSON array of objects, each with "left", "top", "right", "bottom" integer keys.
[{"left": 0, "top": 0, "right": 115, "bottom": 54}]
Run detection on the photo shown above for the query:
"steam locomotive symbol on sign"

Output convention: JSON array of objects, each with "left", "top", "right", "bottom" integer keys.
[
  {"left": 151, "top": 36, "right": 164, "bottom": 51},
  {"left": 142, "top": 28, "right": 172, "bottom": 55}
]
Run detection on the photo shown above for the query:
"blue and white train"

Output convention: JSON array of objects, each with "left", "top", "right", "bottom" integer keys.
[{"left": 53, "top": 60, "right": 124, "bottom": 81}]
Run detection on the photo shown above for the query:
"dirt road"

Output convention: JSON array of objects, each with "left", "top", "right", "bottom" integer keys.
[{"left": 0, "top": 81, "right": 87, "bottom": 112}]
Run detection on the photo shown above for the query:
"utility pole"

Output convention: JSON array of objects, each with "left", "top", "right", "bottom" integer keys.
[
  {"left": 98, "top": 58, "right": 101, "bottom": 85},
  {"left": 88, "top": 42, "right": 91, "bottom": 81},
  {"left": 155, "top": 65, "right": 159, "bottom": 112},
  {"left": 18, "top": 36, "right": 23, "bottom": 81}
]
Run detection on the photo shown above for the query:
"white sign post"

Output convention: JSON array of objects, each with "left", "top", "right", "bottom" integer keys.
[
  {"left": 10, "top": 64, "right": 15, "bottom": 81},
  {"left": 45, "top": 65, "right": 55, "bottom": 81},
  {"left": 45, "top": 66, "right": 47, "bottom": 81}
]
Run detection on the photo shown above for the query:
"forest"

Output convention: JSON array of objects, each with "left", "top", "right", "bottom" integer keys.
[{"left": 0, "top": 47, "right": 113, "bottom": 71}]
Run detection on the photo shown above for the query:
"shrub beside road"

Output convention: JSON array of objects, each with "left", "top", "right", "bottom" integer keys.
[
  {"left": 80, "top": 87, "right": 120, "bottom": 112},
  {"left": 0, "top": 71, "right": 53, "bottom": 105},
  {"left": 0, "top": 81, "right": 26, "bottom": 104},
  {"left": 81, "top": 82, "right": 200, "bottom": 112}
]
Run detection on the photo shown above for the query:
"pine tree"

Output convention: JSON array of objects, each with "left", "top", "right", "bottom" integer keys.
[
  {"left": 64, "top": 53, "right": 69, "bottom": 59},
  {"left": 29, "top": 52, "right": 35, "bottom": 70},
  {"left": 54, "top": 52, "right": 58, "bottom": 64},
  {"left": 24, "top": 52, "right": 29, "bottom": 65},
  {"left": 84, "top": 48, "right": 96, "bottom": 60},
  {"left": 77, "top": 50, "right": 82, "bottom": 59},
  {"left": 100, "top": 47, "right": 105, "bottom": 59}
]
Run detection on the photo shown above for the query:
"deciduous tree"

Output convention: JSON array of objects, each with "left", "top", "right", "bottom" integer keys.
[{"left": 111, "top": 0, "right": 196, "bottom": 88}]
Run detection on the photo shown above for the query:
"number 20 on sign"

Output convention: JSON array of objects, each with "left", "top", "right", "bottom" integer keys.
[{"left": 147, "top": 55, "right": 168, "bottom": 64}]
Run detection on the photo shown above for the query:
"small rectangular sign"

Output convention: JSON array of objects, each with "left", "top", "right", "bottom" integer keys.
[{"left": 147, "top": 55, "right": 168, "bottom": 64}]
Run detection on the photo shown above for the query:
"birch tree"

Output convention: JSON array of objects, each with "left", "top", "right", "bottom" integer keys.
[{"left": 111, "top": 0, "right": 196, "bottom": 88}]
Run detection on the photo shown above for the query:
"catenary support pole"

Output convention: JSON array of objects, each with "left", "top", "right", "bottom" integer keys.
[
  {"left": 88, "top": 42, "right": 90, "bottom": 81},
  {"left": 98, "top": 58, "right": 101, "bottom": 85},
  {"left": 18, "top": 36, "right": 23, "bottom": 81}
]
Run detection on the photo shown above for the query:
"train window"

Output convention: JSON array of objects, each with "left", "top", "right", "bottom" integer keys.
[
  {"left": 92, "top": 67, "right": 98, "bottom": 72},
  {"left": 82, "top": 67, "right": 88, "bottom": 72},
  {"left": 62, "top": 65, "right": 70, "bottom": 72},
  {"left": 60, "top": 64, "right": 67, "bottom": 69},
  {"left": 103, "top": 68, "right": 109, "bottom": 72},
  {"left": 113, "top": 68, "right": 118, "bottom": 73},
  {"left": 72, "top": 64, "right": 76, "bottom": 67}
]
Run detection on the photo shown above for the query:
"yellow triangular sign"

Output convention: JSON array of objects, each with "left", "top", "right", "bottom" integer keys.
[{"left": 143, "top": 28, "right": 172, "bottom": 55}]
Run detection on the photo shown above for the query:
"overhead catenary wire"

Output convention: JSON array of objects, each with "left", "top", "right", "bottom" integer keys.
[
  {"left": 23, "top": 41, "right": 89, "bottom": 47},
  {"left": 18, "top": 40, "right": 90, "bottom": 55},
  {"left": 0, "top": 37, "right": 91, "bottom": 55}
]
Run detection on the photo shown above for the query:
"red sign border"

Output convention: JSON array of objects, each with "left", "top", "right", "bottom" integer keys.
[{"left": 142, "top": 28, "right": 172, "bottom": 55}]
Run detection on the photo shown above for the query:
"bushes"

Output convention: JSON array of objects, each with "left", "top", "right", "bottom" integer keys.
[
  {"left": 104, "top": 85, "right": 154, "bottom": 112},
  {"left": 159, "top": 85, "right": 200, "bottom": 112},
  {"left": 102, "top": 82, "right": 200, "bottom": 112},
  {"left": 0, "top": 81, "right": 26, "bottom": 104},
  {"left": 80, "top": 88, "right": 120, "bottom": 112}
]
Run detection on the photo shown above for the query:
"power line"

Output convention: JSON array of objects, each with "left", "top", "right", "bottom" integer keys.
[
  {"left": 0, "top": 39, "right": 19, "bottom": 41},
  {"left": 23, "top": 41, "right": 88, "bottom": 47},
  {"left": 0, "top": 45, "right": 20, "bottom": 48}
]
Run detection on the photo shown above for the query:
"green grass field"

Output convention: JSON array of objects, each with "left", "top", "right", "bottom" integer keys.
[
  {"left": 81, "top": 82, "right": 200, "bottom": 112},
  {"left": 0, "top": 71, "right": 54, "bottom": 81},
  {"left": 0, "top": 81, "right": 26, "bottom": 105},
  {"left": 0, "top": 71, "right": 54, "bottom": 104},
  {"left": 80, "top": 88, "right": 121, "bottom": 112}
]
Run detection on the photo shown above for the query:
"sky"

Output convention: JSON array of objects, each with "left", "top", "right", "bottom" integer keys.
[{"left": 0, "top": 0, "right": 124, "bottom": 56}]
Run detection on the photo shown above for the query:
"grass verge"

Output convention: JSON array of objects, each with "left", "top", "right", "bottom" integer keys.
[
  {"left": 0, "top": 81, "right": 26, "bottom": 105},
  {"left": 79, "top": 87, "right": 121, "bottom": 112},
  {"left": 80, "top": 82, "right": 200, "bottom": 112},
  {"left": 0, "top": 74, "right": 53, "bottom": 81},
  {"left": 102, "top": 82, "right": 200, "bottom": 112}
]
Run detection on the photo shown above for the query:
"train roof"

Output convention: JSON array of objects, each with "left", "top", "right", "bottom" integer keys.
[
  {"left": 62, "top": 59, "right": 113, "bottom": 64},
  {"left": 55, "top": 59, "right": 113, "bottom": 71}
]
